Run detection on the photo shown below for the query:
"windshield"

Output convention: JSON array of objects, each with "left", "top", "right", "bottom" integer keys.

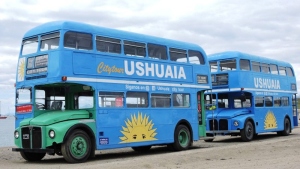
[{"left": 35, "top": 84, "right": 94, "bottom": 110}]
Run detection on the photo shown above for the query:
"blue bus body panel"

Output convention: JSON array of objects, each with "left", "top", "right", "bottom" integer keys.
[{"left": 95, "top": 108, "right": 198, "bottom": 149}]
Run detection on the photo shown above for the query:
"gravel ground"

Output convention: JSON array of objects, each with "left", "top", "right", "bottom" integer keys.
[{"left": 1, "top": 123, "right": 300, "bottom": 169}]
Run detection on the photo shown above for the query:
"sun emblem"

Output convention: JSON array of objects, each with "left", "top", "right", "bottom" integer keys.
[
  {"left": 120, "top": 112, "right": 157, "bottom": 143},
  {"left": 264, "top": 111, "right": 277, "bottom": 129},
  {"left": 17, "top": 58, "right": 25, "bottom": 82}
]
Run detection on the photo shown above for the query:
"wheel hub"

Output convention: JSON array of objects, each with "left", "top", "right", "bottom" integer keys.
[{"left": 71, "top": 137, "right": 87, "bottom": 156}]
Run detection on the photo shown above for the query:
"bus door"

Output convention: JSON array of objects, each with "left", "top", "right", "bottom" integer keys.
[
  {"left": 292, "top": 94, "right": 298, "bottom": 126},
  {"left": 197, "top": 91, "right": 206, "bottom": 137}
]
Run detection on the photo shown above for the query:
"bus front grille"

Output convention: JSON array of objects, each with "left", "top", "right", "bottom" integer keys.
[
  {"left": 209, "top": 119, "right": 228, "bottom": 131},
  {"left": 219, "top": 119, "right": 228, "bottom": 130},
  {"left": 21, "top": 127, "right": 42, "bottom": 149},
  {"left": 209, "top": 119, "right": 218, "bottom": 130}
]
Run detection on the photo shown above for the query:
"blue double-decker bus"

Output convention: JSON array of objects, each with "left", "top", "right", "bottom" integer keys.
[
  {"left": 12, "top": 21, "right": 211, "bottom": 163},
  {"left": 204, "top": 51, "right": 298, "bottom": 142}
]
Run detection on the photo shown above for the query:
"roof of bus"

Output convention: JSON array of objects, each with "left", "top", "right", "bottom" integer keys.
[
  {"left": 24, "top": 20, "right": 206, "bottom": 53},
  {"left": 208, "top": 51, "right": 293, "bottom": 67}
]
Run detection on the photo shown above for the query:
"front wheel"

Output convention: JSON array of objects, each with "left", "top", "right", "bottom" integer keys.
[
  {"left": 172, "top": 125, "right": 191, "bottom": 151},
  {"left": 240, "top": 120, "right": 254, "bottom": 142},
  {"left": 61, "top": 129, "right": 91, "bottom": 163},
  {"left": 20, "top": 152, "right": 45, "bottom": 161}
]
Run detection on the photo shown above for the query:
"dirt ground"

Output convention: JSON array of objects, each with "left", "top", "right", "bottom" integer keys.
[{"left": 1, "top": 124, "right": 300, "bottom": 169}]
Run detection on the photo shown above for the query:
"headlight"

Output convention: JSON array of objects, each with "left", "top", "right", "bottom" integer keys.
[
  {"left": 233, "top": 121, "right": 239, "bottom": 126},
  {"left": 14, "top": 131, "right": 19, "bottom": 139},
  {"left": 49, "top": 130, "right": 55, "bottom": 139}
]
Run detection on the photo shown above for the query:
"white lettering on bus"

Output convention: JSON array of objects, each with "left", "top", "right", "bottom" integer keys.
[
  {"left": 124, "top": 60, "right": 186, "bottom": 79},
  {"left": 254, "top": 77, "right": 280, "bottom": 89}
]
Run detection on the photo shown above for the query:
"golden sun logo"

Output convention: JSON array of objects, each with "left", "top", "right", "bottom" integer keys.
[
  {"left": 17, "top": 58, "right": 25, "bottom": 82},
  {"left": 264, "top": 111, "right": 278, "bottom": 129},
  {"left": 120, "top": 112, "right": 157, "bottom": 143}
]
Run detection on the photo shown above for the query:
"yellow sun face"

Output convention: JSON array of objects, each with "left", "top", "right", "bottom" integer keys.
[
  {"left": 264, "top": 111, "right": 277, "bottom": 129},
  {"left": 17, "top": 58, "right": 25, "bottom": 82},
  {"left": 120, "top": 112, "right": 157, "bottom": 143}
]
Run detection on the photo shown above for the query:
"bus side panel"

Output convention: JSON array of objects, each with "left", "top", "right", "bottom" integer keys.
[
  {"left": 96, "top": 109, "right": 175, "bottom": 149},
  {"left": 253, "top": 107, "right": 292, "bottom": 133}
]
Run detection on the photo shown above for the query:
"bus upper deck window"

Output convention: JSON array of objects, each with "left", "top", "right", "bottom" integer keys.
[
  {"left": 96, "top": 36, "right": 121, "bottom": 54},
  {"left": 286, "top": 67, "right": 294, "bottom": 76},
  {"left": 279, "top": 66, "right": 286, "bottom": 76},
  {"left": 251, "top": 61, "right": 260, "bottom": 72},
  {"left": 22, "top": 37, "right": 38, "bottom": 55},
  {"left": 270, "top": 64, "right": 278, "bottom": 74},
  {"left": 169, "top": 48, "right": 187, "bottom": 63},
  {"left": 147, "top": 44, "right": 167, "bottom": 60},
  {"left": 220, "top": 59, "right": 236, "bottom": 71},
  {"left": 40, "top": 32, "right": 60, "bottom": 51},
  {"left": 210, "top": 61, "right": 218, "bottom": 72},
  {"left": 240, "top": 59, "right": 250, "bottom": 70},
  {"left": 64, "top": 31, "right": 92, "bottom": 50},
  {"left": 188, "top": 50, "right": 205, "bottom": 65},
  {"left": 261, "top": 63, "right": 270, "bottom": 73},
  {"left": 124, "top": 40, "right": 146, "bottom": 57}
]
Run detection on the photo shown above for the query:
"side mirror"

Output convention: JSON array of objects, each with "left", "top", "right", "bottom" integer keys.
[{"left": 209, "top": 105, "right": 216, "bottom": 110}]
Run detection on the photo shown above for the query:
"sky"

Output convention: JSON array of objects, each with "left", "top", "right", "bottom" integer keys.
[{"left": 0, "top": 0, "right": 299, "bottom": 115}]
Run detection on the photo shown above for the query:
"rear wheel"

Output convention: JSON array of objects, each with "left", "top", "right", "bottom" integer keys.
[
  {"left": 240, "top": 120, "right": 254, "bottom": 141},
  {"left": 61, "top": 129, "right": 91, "bottom": 163},
  {"left": 20, "top": 152, "right": 45, "bottom": 161},
  {"left": 172, "top": 125, "right": 191, "bottom": 151},
  {"left": 132, "top": 146, "right": 152, "bottom": 152},
  {"left": 278, "top": 118, "right": 291, "bottom": 136}
]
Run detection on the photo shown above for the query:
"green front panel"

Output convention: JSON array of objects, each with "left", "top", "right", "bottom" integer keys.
[{"left": 14, "top": 119, "right": 96, "bottom": 148}]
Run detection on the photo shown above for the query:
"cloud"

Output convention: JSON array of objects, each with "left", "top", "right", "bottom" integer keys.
[{"left": 0, "top": 0, "right": 300, "bottom": 115}]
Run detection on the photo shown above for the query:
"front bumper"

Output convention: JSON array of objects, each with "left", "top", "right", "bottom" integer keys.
[{"left": 12, "top": 148, "right": 54, "bottom": 154}]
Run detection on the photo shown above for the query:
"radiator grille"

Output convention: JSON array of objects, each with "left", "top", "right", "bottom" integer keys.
[
  {"left": 209, "top": 119, "right": 218, "bottom": 131},
  {"left": 219, "top": 119, "right": 228, "bottom": 130},
  {"left": 209, "top": 119, "right": 228, "bottom": 131},
  {"left": 21, "top": 127, "right": 42, "bottom": 148}
]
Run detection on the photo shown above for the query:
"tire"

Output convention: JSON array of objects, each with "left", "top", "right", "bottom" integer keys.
[
  {"left": 20, "top": 152, "right": 45, "bottom": 161},
  {"left": 132, "top": 146, "right": 152, "bottom": 152},
  {"left": 278, "top": 118, "right": 291, "bottom": 136},
  {"left": 240, "top": 120, "right": 254, "bottom": 142},
  {"left": 172, "top": 125, "right": 191, "bottom": 151},
  {"left": 61, "top": 129, "right": 91, "bottom": 163}
]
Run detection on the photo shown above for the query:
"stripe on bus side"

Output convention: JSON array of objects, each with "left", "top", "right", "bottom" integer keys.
[
  {"left": 204, "top": 88, "right": 296, "bottom": 93},
  {"left": 67, "top": 77, "right": 210, "bottom": 89}
]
